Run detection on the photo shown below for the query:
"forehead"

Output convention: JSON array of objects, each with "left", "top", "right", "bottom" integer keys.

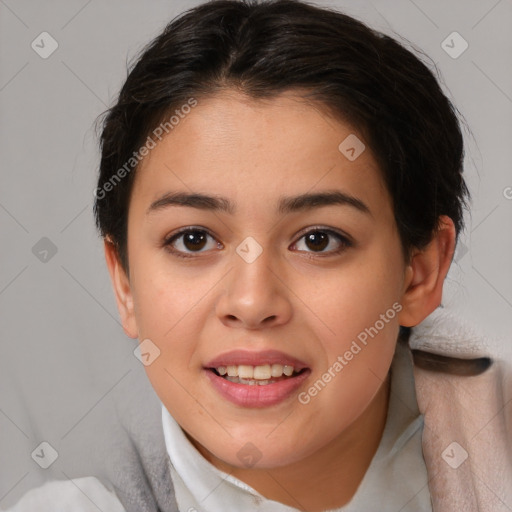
[{"left": 131, "top": 90, "right": 390, "bottom": 217}]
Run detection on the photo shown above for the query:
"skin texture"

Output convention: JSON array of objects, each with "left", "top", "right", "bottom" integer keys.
[{"left": 105, "top": 90, "right": 455, "bottom": 511}]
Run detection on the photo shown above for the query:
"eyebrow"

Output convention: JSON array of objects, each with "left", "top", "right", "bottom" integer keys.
[{"left": 146, "top": 190, "right": 371, "bottom": 216}]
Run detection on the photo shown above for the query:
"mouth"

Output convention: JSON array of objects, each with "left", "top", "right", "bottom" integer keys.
[{"left": 203, "top": 349, "right": 312, "bottom": 407}]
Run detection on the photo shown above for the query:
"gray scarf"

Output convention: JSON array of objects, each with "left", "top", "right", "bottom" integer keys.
[{"left": 103, "top": 369, "right": 180, "bottom": 512}]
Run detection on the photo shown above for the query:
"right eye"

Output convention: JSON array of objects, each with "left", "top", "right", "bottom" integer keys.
[{"left": 163, "top": 228, "right": 222, "bottom": 259}]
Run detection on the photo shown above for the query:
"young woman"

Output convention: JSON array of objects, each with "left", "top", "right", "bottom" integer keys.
[{"left": 7, "top": 0, "right": 512, "bottom": 511}]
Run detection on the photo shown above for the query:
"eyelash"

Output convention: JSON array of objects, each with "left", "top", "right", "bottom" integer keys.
[{"left": 162, "top": 226, "right": 353, "bottom": 260}]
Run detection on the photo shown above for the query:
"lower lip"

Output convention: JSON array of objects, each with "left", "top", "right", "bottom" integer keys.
[{"left": 204, "top": 368, "right": 311, "bottom": 408}]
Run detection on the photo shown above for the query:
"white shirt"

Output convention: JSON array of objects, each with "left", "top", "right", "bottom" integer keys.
[
  {"left": 1, "top": 476, "right": 124, "bottom": 512},
  {"left": 162, "top": 339, "right": 432, "bottom": 511}
]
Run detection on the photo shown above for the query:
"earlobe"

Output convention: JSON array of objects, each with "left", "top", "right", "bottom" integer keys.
[
  {"left": 398, "top": 216, "right": 456, "bottom": 327},
  {"left": 103, "top": 239, "right": 139, "bottom": 339}
]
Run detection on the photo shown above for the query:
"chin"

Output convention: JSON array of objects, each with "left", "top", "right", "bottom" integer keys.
[{"left": 207, "top": 437, "right": 310, "bottom": 470}]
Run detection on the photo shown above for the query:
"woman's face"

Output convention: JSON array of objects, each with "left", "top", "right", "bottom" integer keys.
[{"left": 120, "top": 90, "right": 412, "bottom": 468}]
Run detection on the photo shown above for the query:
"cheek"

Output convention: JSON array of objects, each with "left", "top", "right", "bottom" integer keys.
[
  {"left": 130, "top": 258, "right": 208, "bottom": 339},
  {"left": 304, "top": 253, "right": 403, "bottom": 346},
  {"left": 302, "top": 301, "right": 399, "bottom": 433},
  {"left": 130, "top": 270, "right": 206, "bottom": 396},
  {"left": 303, "top": 255, "right": 403, "bottom": 413}
]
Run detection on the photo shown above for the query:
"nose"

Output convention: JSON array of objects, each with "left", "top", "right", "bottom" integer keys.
[{"left": 215, "top": 245, "right": 293, "bottom": 330}]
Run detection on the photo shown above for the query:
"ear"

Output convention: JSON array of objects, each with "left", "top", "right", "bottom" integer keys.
[
  {"left": 103, "top": 238, "right": 138, "bottom": 339},
  {"left": 398, "top": 215, "right": 456, "bottom": 327}
]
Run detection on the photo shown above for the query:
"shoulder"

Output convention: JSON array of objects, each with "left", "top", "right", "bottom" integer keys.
[{"left": 3, "top": 477, "right": 125, "bottom": 512}]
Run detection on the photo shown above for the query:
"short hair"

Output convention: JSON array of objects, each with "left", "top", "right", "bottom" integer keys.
[{"left": 94, "top": 0, "right": 469, "bottom": 274}]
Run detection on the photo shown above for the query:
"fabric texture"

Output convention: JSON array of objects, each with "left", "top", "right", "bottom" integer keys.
[{"left": 409, "top": 309, "right": 512, "bottom": 511}]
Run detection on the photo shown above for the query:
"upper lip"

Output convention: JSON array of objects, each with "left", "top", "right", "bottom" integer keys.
[{"left": 204, "top": 349, "right": 309, "bottom": 370}]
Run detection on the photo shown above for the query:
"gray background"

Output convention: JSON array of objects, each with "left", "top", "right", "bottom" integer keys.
[{"left": 1, "top": 0, "right": 511, "bottom": 507}]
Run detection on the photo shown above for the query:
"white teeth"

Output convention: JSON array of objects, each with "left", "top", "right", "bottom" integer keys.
[
  {"left": 216, "top": 363, "right": 297, "bottom": 379},
  {"left": 238, "top": 365, "right": 254, "bottom": 379},
  {"left": 283, "top": 365, "right": 294, "bottom": 377},
  {"left": 271, "top": 364, "right": 283, "bottom": 377},
  {"left": 253, "top": 364, "right": 271, "bottom": 380}
]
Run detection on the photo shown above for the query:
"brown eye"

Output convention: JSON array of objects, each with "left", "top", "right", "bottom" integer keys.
[
  {"left": 164, "top": 228, "right": 220, "bottom": 258},
  {"left": 293, "top": 229, "right": 352, "bottom": 255},
  {"left": 181, "top": 231, "right": 208, "bottom": 251},
  {"left": 163, "top": 226, "right": 352, "bottom": 260},
  {"left": 304, "top": 232, "right": 329, "bottom": 251}
]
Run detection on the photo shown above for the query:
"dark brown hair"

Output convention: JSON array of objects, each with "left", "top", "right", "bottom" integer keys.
[{"left": 94, "top": 0, "right": 469, "bottom": 274}]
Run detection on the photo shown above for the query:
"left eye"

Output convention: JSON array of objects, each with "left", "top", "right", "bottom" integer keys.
[
  {"left": 163, "top": 228, "right": 352, "bottom": 258},
  {"left": 292, "top": 229, "right": 351, "bottom": 254}
]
